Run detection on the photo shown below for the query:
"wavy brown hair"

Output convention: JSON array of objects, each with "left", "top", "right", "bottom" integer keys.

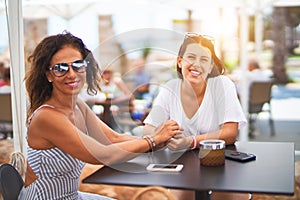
[
  {"left": 176, "top": 35, "right": 225, "bottom": 79},
  {"left": 25, "top": 32, "right": 101, "bottom": 122}
]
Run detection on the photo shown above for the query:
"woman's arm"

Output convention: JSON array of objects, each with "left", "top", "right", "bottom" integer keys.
[
  {"left": 167, "top": 122, "right": 238, "bottom": 151},
  {"left": 77, "top": 99, "right": 136, "bottom": 144},
  {"left": 194, "top": 122, "right": 238, "bottom": 146},
  {"left": 28, "top": 107, "right": 180, "bottom": 165}
]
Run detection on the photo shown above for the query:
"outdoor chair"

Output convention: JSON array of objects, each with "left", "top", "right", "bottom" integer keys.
[
  {"left": 248, "top": 81, "right": 275, "bottom": 137},
  {"left": 132, "top": 186, "right": 176, "bottom": 200},
  {"left": 0, "top": 94, "right": 13, "bottom": 139},
  {"left": 0, "top": 163, "right": 24, "bottom": 200}
]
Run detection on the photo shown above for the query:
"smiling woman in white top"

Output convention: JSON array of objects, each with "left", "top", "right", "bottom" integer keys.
[{"left": 143, "top": 33, "right": 247, "bottom": 151}]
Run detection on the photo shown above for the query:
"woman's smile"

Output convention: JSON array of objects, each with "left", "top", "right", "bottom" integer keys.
[
  {"left": 190, "top": 69, "right": 202, "bottom": 77},
  {"left": 65, "top": 80, "right": 80, "bottom": 88}
]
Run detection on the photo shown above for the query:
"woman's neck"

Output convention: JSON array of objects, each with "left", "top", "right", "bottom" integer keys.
[
  {"left": 181, "top": 79, "right": 206, "bottom": 98},
  {"left": 48, "top": 93, "right": 78, "bottom": 110}
]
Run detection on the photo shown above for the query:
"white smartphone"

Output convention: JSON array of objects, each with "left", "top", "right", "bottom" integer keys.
[{"left": 146, "top": 164, "right": 184, "bottom": 172}]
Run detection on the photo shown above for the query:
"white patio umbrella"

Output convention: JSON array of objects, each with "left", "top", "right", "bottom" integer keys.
[
  {"left": 5, "top": 0, "right": 27, "bottom": 154},
  {"left": 22, "top": 0, "right": 100, "bottom": 20},
  {"left": 20, "top": 0, "right": 162, "bottom": 19}
]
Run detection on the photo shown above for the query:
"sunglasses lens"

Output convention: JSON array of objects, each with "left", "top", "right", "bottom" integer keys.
[
  {"left": 53, "top": 63, "right": 69, "bottom": 77},
  {"left": 72, "top": 60, "right": 87, "bottom": 73}
]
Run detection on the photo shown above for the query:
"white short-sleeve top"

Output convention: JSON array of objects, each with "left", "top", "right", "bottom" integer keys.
[{"left": 144, "top": 76, "right": 247, "bottom": 136}]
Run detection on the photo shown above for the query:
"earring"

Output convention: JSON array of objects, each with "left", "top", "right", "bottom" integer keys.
[{"left": 48, "top": 80, "right": 52, "bottom": 82}]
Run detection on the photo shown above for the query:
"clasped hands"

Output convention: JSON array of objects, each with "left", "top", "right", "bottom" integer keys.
[
  {"left": 167, "top": 131, "right": 192, "bottom": 151},
  {"left": 155, "top": 120, "right": 191, "bottom": 151}
]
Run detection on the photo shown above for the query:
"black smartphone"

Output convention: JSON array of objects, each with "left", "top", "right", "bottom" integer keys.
[{"left": 225, "top": 149, "right": 256, "bottom": 162}]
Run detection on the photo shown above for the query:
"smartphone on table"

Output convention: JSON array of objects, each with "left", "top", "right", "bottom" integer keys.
[
  {"left": 225, "top": 149, "right": 256, "bottom": 162},
  {"left": 146, "top": 164, "right": 184, "bottom": 172}
]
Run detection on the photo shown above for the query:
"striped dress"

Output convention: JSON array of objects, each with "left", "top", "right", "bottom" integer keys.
[{"left": 18, "top": 105, "right": 113, "bottom": 200}]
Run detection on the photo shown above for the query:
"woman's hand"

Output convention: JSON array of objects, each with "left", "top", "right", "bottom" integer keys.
[
  {"left": 152, "top": 120, "right": 182, "bottom": 149},
  {"left": 167, "top": 132, "right": 192, "bottom": 151}
]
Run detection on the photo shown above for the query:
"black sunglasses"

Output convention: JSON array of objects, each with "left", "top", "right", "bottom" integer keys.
[{"left": 49, "top": 59, "right": 87, "bottom": 77}]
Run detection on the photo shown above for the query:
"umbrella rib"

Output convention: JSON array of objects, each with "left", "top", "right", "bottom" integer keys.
[{"left": 42, "top": 3, "right": 96, "bottom": 20}]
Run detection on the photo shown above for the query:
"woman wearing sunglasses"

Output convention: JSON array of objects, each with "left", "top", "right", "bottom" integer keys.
[
  {"left": 143, "top": 33, "right": 247, "bottom": 199},
  {"left": 19, "top": 32, "right": 179, "bottom": 199}
]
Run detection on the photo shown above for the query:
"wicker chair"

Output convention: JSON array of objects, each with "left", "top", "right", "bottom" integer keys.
[
  {"left": 132, "top": 186, "right": 176, "bottom": 200},
  {"left": 248, "top": 81, "right": 275, "bottom": 137}
]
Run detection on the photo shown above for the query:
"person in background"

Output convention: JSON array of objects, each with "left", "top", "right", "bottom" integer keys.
[
  {"left": 80, "top": 66, "right": 132, "bottom": 101},
  {"left": 19, "top": 32, "right": 180, "bottom": 199},
  {"left": 246, "top": 58, "right": 272, "bottom": 85},
  {"left": 132, "top": 58, "right": 151, "bottom": 99},
  {"left": 0, "top": 61, "right": 6, "bottom": 87},
  {"left": 0, "top": 67, "right": 11, "bottom": 93},
  {"left": 80, "top": 66, "right": 133, "bottom": 130},
  {"left": 143, "top": 33, "right": 247, "bottom": 199},
  {"left": 234, "top": 58, "right": 272, "bottom": 95},
  {"left": 100, "top": 66, "right": 132, "bottom": 99}
]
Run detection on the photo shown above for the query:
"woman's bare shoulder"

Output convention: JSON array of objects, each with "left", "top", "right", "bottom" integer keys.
[{"left": 27, "top": 107, "right": 68, "bottom": 149}]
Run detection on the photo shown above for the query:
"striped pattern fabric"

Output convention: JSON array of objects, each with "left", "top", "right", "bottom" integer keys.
[{"left": 18, "top": 105, "right": 113, "bottom": 200}]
